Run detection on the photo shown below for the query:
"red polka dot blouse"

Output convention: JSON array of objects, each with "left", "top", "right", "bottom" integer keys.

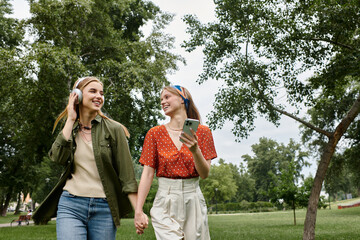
[{"left": 139, "top": 125, "right": 217, "bottom": 179}]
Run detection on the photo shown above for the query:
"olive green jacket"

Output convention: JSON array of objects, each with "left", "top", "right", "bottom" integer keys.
[{"left": 32, "top": 115, "right": 138, "bottom": 227}]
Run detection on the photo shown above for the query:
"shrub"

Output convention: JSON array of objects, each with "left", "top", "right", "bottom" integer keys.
[{"left": 208, "top": 201, "right": 275, "bottom": 213}]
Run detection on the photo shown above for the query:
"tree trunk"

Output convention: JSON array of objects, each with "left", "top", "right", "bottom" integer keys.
[
  {"left": 0, "top": 196, "right": 4, "bottom": 214},
  {"left": 303, "top": 95, "right": 360, "bottom": 240},
  {"left": 1, "top": 191, "right": 12, "bottom": 217},
  {"left": 293, "top": 200, "right": 296, "bottom": 226},
  {"left": 14, "top": 192, "right": 22, "bottom": 215},
  {"left": 303, "top": 137, "right": 336, "bottom": 240},
  {"left": 31, "top": 199, "right": 36, "bottom": 211}
]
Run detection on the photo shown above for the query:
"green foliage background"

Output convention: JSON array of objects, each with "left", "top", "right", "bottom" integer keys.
[{"left": 0, "top": 0, "right": 183, "bottom": 214}]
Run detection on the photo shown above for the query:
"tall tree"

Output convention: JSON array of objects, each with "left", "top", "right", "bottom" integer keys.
[
  {"left": 183, "top": 1, "right": 360, "bottom": 239},
  {"left": 236, "top": 165, "right": 256, "bottom": 202},
  {"left": 229, "top": 162, "right": 256, "bottom": 202},
  {"left": 1, "top": 0, "right": 184, "bottom": 212},
  {"left": 0, "top": 0, "right": 27, "bottom": 216},
  {"left": 243, "top": 138, "right": 308, "bottom": 202},
  {"left": 242, "top": 138, "right": 280, "bottom": 201},
  {"left": 269, "top": 160, "right": 313, "bottom": 226}
]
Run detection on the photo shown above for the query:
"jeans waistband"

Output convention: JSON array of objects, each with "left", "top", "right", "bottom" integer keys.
[{"left": 62, "top": 190, "right": 107, "bottom": 201}]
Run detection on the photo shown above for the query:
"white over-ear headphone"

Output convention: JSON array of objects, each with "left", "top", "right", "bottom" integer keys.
[
  {"left": 71, "top": 77, "right": 86, "bottom": 103},
  {"left": 71, "top": 77, "right": 105, "bottom": 104}
]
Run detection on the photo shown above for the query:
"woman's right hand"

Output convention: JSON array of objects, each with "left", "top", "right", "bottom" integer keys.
[
  {"left": 67, "top": 91, "right": 78, "bottom": 122},
  {"left": 61, "top": 92, "right": 78, "bottom": 140},
  {"left": 134, "top": 210, "right": 148, "bottom": 235}
]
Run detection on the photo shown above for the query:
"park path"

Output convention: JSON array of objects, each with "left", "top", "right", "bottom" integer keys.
[
  {"left": 0, "top": 221, "right": 34, "bottom": 228},
  {"left": 0, "top": 218, "right": 56, "bottom": 228}
]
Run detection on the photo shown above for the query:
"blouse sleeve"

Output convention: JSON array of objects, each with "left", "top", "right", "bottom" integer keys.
[
  {"left": 198, "top": 125, "right": 217, "bottom": 160},
  {"left": 139, "top": 127, "right": 158, "bottom": 169}
]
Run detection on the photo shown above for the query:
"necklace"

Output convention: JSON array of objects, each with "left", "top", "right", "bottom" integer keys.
[
  {"left": 80, "top": 130, "right": 92, "bottom": 142},
  {"left": 167, "top": 124, "right": 182, "bottom": 131},
  {"left": 79, "top": 122, "right": 91, "bottom": 130},
  {"left": 80, "top": 128, "right": 91, "bottom": 134}
]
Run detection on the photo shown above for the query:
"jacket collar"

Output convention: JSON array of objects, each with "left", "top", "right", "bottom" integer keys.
[
  {"left": 72, "top": 120, "right": 80, "bottom": 131},
  {"left": 93, "top": 114, "right": 102, "bottom": 123},
  {"left": 72, "top": 114, "right": 102, "bottom": 131}
]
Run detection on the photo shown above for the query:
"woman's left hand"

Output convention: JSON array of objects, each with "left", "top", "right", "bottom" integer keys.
[{"left": 180, "top": 128, "right": 199, "bottom": 153}]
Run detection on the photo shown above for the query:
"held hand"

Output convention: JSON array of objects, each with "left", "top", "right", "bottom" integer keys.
[
  {"left": 180, "top": 128, "right": 199, "bottom": 153},
  {"left": 143, "top": 212, "right": 149, "bottom": 227},
  {"left": 134, "top": 211, "right": 148, "bottom": 235},
  {"left": 67, "top": 92, "right": 78, "bottom": 122},
  {"left": 135, "top": 214, "right": 148, "bottom": 235}
]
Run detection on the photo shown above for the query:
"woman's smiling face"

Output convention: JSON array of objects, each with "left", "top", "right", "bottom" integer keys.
[
  {"left": 160, "top": 89, "right": 184, "bottom": 116},
  {"left": 81, "top": 81, "right": 104, "bottom": 112}
]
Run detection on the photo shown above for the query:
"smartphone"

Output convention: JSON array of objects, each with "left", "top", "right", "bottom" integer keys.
[{"left": 180, "top": 118, "right": 200, "bottom": 142}]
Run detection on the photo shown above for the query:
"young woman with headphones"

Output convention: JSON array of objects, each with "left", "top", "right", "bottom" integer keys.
[
  {"left": 134, "top": 85, "right": 217, "bottom": 239},
  {"left": 32, "top": 76, "right": 148, "bottom": 239}
]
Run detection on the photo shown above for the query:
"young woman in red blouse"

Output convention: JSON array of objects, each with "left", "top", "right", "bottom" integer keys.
[{"left": 135, "top": 85, "right": 217, "bottom": 239}]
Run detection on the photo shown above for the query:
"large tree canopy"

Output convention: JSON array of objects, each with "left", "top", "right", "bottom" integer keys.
[
  {"left": 0, "top": 0, "right": 183, "bottom": 215},
  {"left": 183, "top": 1, "right": 360, "bottom": 239},
  {"left": 27, "top": 0, "right": 184, "bottom": 158}
]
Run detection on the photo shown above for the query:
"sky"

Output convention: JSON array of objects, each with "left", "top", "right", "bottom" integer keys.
[{"left": 10, "top": 0, "right": 316, "bottom": 177}]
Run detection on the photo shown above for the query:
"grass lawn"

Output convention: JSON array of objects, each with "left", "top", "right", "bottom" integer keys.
[
  {"left": 0, "top": 202, "right": 359, "bottom": 240},
  {"left": 208, "top": 207, "right": 360, "bottom": 240}
]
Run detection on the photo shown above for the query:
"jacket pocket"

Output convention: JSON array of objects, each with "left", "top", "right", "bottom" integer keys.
[{"left": 100, "top": 137, "right": 113, "bottom": 162}]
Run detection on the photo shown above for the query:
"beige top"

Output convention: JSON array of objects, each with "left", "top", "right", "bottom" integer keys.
[{"left": 63, "top": 133, "right": 106, "bottom": 198}]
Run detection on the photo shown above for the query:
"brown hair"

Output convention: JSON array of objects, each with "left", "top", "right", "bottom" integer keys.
[
  {"left": 162, "top": 86, "right": 202, "bottom": 123},
  {"left": 52, "top": 76, "right": 130, "bottom": 137}
]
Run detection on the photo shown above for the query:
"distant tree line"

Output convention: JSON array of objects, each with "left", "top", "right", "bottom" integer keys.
[{"left": 199, "top": 137, "right": 355, "bottom": 225}]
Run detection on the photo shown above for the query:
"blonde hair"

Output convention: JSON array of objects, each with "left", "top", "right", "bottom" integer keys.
[
  {"left": 53, "top": 76, "right": 130, "bottom": 137},
  {"left": 162, "top": 86, "right": 201, "bottom": 123}
]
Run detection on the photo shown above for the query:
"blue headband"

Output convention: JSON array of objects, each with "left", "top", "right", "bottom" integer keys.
[{"left": 172, "top": 85, "right": 189, "bottom": 111}]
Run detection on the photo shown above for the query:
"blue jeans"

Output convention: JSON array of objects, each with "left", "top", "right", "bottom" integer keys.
[{"left": 56, "top": 191, "right": 116, "bottom": 240}]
